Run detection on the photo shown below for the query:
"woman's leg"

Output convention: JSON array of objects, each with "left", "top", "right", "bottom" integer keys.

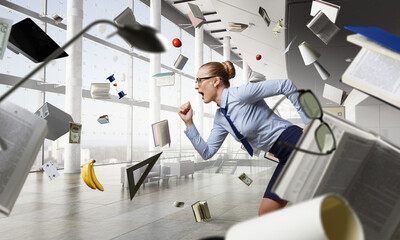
[{"left": 258, "top": 198, "right": 288, "bottom": 216}]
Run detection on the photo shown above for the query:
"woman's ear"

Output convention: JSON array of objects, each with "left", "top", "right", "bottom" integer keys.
[{"left": 213, "top": 77, "right": 221, "bottom": 87}]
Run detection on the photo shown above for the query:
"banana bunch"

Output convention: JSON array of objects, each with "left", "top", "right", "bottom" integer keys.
[{"left": 82, "top": 160, "right": 104, "bottom": 191}]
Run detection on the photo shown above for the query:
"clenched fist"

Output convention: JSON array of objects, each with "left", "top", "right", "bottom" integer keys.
[{"left": 178, "top": 101, "right": 194, "bottom": 128}]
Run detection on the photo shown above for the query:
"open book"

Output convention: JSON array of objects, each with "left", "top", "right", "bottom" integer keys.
[
  {"left": 307, "top": 11, "right": 340, "bottom": 45},
  {"left": 342, "top": 27, "right": 400, "bottom": 109},
  {"left": 151, "top": 120, "right": 171, "bottom": 148},
  {"left": 191, "top": 200, "right": 211, "bottom": 222},
  {"left": 310, "top": 0, "right": 340, "bottom": 23},
  {"left": 0, "top": 101, "right": 48, "bottom": 216},
  {"left": 272, "top": 112, "right": 400, "bottom": 240}
]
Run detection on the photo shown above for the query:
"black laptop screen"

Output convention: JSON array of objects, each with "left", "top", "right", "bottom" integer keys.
[{"left": 7, "top": 18, "right": 68, "bottom": 63}]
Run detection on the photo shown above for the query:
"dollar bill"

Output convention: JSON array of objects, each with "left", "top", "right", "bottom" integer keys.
[
  {"left": 0, "top": 17, "right": 13, "bottom": 60},
  {"left": 69, "top": 122, "right": 82, "bottom": 144},
  {"left": 238, "top": 173, "right": 253, "bottom": 186}
]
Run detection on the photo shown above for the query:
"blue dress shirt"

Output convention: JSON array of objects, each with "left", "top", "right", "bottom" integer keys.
[{"left": 184, "top": 79, "right": 311, "bottom": 160}]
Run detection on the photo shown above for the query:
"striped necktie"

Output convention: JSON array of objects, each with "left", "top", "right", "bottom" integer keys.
[{"left": 220, "top": 107, "right": 253, "bottom": 156}]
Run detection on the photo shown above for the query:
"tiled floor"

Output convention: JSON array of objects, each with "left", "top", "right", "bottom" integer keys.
[{"left": 0, "top": 164, "right": 275, "bottom": 240}]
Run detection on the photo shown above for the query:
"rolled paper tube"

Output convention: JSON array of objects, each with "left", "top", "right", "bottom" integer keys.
[{"left": 226, "top": 194, "right": 364, "bottom": 240}]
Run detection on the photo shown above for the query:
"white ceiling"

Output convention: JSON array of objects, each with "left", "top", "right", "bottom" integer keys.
[
  {"left": 167, "top": 0, "right": 400, "bottom": 107},
  {"left": 171, "top": 0, "right": 288, "bottom": 79}
]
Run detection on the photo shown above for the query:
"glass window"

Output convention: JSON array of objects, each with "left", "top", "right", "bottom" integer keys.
[
  {"left": 82, "top": 0, "right": 131, "bottom": 48},
  {"left": 81, "top": 98, "right": 130, "bottom": 164},
  {"left": 43, "top": 92, "right": 66, "bottom": 169},
  {"left": 181, "top": 30, "right": 195, "bottom": 75},
  {"left": 0, "top": 85, "right": 43, "bottom": 170},
  {"left": 82, "top": 38, "right": 130, "bottom": 93},
  {"left": 46, "top": 25, "right": 67, "bottom": 85},
  {"left": 132, "top": 105, "right": 149, "bottom": 160},
  {"left": 161, "top": 17, "right": 179, "bottom": 69},
  {"left": 0, "top": 8, "right": 43, "bottom": 80},
  {"left": 47, "top": 0, "right": 67, "bottom": 20},
  {"left": 8, "top": 0, "right": 41, "bottom": 13},
  {"left": 160, "top": 67, "right": 178, "bottom": 106},
  {"left": 132, "top": 57, "right": 150, "bottom": 101},
  {"left": 133, "top": 0, "right": 150, "bottom": 59}
]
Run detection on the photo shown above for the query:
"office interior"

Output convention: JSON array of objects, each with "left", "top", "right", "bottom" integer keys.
[{"left": 0, "top": 0, "right": 400, "bottom": 239}]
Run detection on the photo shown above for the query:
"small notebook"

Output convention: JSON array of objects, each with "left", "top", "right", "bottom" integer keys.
[{"left": 174, "top": 54, "right": 188, "bottom": 70}]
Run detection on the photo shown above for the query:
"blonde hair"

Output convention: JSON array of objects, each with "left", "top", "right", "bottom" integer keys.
[{"left": 200, "top": 61, "right": 236, "bottom": 87}]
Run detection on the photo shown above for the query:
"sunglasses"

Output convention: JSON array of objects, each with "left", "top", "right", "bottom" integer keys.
[
  {"left": 195, "top": 76, "right": 216, "bottom": 85},
  {"left": 267, "top": 89, "right": 336, "bottom": 155}
]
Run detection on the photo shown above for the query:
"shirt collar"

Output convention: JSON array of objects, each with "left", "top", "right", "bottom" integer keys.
[{"left": 220, "top": 88, "right": 229, "bottom": 109}]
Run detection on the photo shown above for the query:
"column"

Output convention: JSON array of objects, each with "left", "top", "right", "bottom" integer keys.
[
  {"left": 223, "top": 36, "right": 232, "bottom": 154},
  {"left": 194, "top": 26, "right": 204, "bottom": 137},
  {"left": 127, "top": 0, "right": 135, "bottom": 161},
  {"left": 149, "top": 0, "right": 161, "bottom": 153},
  {"left": 177, "top": 28, "right": 182, "bottom": 157},
  {"left": 64, "top": 0, "right": 83, "bottom": 173},
  {"left": 242, "top": 61, "right": 250, "bottom": 84}
]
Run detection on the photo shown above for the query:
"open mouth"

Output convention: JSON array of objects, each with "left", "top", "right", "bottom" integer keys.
[{"left": 198, "top": 91, "right": 204, "bottom": 99}]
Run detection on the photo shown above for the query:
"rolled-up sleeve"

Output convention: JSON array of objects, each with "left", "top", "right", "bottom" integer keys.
[
  {"left": 237, "top": 79, "right": 311, "bottom": 125},
  {"left": 184, "top": 120, "right": 228, "bottom": 160}
]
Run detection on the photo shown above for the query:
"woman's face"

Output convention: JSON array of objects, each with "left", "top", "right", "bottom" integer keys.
[{"left": 195, "top": 67, "right": 217, "bottom": 104}]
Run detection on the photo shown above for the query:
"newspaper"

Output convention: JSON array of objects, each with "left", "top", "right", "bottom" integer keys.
[{"left": 0, "top": 17, "right": 13, "bottom": 59}]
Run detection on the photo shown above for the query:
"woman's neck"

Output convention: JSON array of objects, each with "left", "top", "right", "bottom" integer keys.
[{"left": 214, "top": 87, "right": 225, "bottom": 107}]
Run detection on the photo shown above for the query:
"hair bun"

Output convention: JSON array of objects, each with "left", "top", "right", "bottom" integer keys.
[{"left": 221, "top": 61, "right": 236, "bottom": 80}]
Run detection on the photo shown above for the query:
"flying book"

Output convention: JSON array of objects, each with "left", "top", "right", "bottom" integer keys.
[
  {"left": 310, "top": 0, "right": 341, "bottom": 23},
  {"left": 34, "top": 102, "right": 73, "bottom": 141},
  {"left": 90, "top": 83, "right": 111, "bottom": 99},
  {"left": 153, "top": 72, "right": 175, "bottom": 87},
  {"left": 307, "top": 11, "right": 340, "bottom": 45},
  {"left": 342, "top": 26, "right": 400, "bottom": 109},
  {"left": 258, "top": 6, "right": 271, "bottom": 27},
  {"left": 272, "top": 112, "right": 400, "bottom": 240},
  {"left": 0, "top": 101, "right": 48, "bottom": 216},
  {"left": 228, "top": 22, "right": 248, "bottom": 32},
  {"left": 174, "top": 54, "right": 188, "bottom": 70},
  {"left": 97, "top": 115, "right": 109, "bottom": 124},
  {"left": 322, "top": 83, "right": 347, "bottom": 105},
  {"left": 151, "top": 120, "right": 171, "bottom": 148},
  {"left": 188, "top": 3, "right": 205, "bottom": 28},
  {"left": 191, "top": 200, "right": 211, "bottom": 222}
]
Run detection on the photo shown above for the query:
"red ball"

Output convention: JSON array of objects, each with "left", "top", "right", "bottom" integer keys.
[
  {"left": 172, "top": 38, "right": 182, "bottom": 48},
  {"left": 256, "top": 54, "right": 262, "bottom": 60}
]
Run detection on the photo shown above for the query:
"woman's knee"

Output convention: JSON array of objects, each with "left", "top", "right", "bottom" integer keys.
[{"left": 258, "top": 198, "right": 288, "bottom": 216}]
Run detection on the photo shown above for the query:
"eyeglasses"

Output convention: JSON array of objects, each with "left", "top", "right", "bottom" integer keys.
[
  {"left": 267, "top": 89, "right": 336, "bottom": 155},
  {"left": 195, "top": 76, "right": 216, "bottom": 86}
]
